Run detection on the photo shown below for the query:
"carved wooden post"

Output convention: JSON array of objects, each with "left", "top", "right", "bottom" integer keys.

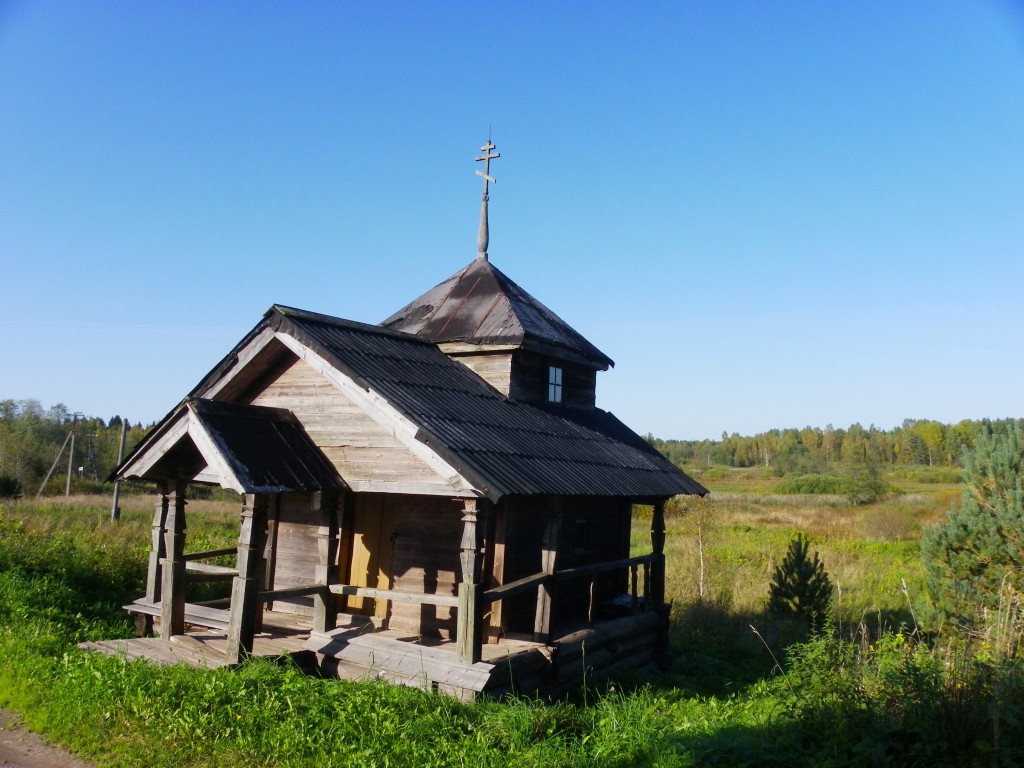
[
  {"left": 650, "top": 500, "right": 667, "bottom": 609},
  {"left": 456, "top": 499, "right": 484, "bottom": 665},
  {"left": 159, "top": 479, "right": 187, "bottom": 637},
  {"left": 145, "top": 487, "right": 169, "bottom": 605},
  {"left": 312, "top": 490, "right": 341, "bottom": 633},
  {"left": 533, "top": 499, "right": 563, "bottom": 643},
  {"left": 226, "top": 493, "right": 268, "bottom": 664}
]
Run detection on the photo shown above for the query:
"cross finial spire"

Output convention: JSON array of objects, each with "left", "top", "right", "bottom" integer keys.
[{"left": 475, "top": 134, "right": 499, "bottom": 260}]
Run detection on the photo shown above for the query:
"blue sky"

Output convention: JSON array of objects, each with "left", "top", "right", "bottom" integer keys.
[{"left": 1, "top": 1, "right": 1021, "bottom": 441}]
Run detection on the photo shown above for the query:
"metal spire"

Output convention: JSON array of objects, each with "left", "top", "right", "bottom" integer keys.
[{"left": 475, "top": 134, "right": 499, "bottom": 260}]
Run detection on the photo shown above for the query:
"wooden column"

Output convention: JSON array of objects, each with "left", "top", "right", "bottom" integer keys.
[
  {"left": 650, "top": 500, "right": 667, "bottom": 609},
  {"left": 533, "top": 499, "right": 563, "bottom": 643},
  {"left": 159, "top": 479, "right": 187, "bottom": 637},
  {"left": 226, "top": 493, "right": 269, "bottom": 664},
  {"left": 258, "top": 495, "right": 280, "bottom": 617},
  {"left": 486, "top": 504, "right": 507, "bottom": 642},
  {"left": 456, "top": 499, "right": 484, "bottom": 665},
  {"left": 145, "top": 488, "right": 169, "bottom": 604},
  {"left": 312, "top": 490, "right": 341, "bottom": 633}
]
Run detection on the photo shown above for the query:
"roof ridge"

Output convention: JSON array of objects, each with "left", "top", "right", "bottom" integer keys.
[{"left": 269, "top": 304, "right": 435, "bottom": 345}]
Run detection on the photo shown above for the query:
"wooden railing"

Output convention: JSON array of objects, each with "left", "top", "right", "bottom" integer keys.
[
  {"left": 328, "top": 584, "right": 459, "bottom": 607},
  {"left": 182, "top": 547, "right": 239, "bottom": 582},
  {"left": 483, "top": 552, "right": 655, "bottom": 618}
]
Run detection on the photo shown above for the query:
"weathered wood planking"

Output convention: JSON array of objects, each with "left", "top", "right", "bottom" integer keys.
[
  {"left": 266, "top": 492, "right": 321, "bottom": 615},
  {"left": 306, "top": 628, "right": 495, "bottom": 694},
  {"left": 446, "top": 352, "right": 513, "bottom": 395},
  {"left": 249, "top": 356, "right": 464, "bottom": 495},
  {"left": 388, "top": 495, "right": 461, "bottom": 637},
  {"left": 509, "top": 353, "right": 598, "bottom": 409}
]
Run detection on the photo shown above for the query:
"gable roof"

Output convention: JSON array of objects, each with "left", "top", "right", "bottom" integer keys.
[
  {"left": 380, "top": 257, "right": 614, "bottom": 370},
  {"left": 115, "top": 398, "right": 344, "bottom": 494},
  {"left": 183, "top": 304, "right": 704, "bottom": 501}
]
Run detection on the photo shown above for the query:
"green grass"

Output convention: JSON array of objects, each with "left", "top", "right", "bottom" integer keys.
[{"left": 2, "top": 492, "right": 1022, "bottom": 767}]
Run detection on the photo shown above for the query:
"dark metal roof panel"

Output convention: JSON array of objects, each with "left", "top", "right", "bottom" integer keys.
[
  {"left": 188, "top": 399, "right": 344, "bottom": 494},
  {"left": 379, "top": 258, "right": 614, "bottom": 369},
  {"left": 274, "top": 306, "right": 706, "bottom": 501}
]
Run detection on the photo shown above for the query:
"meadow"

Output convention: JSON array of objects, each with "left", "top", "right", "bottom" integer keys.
[{"left": 0, "top": 470, "right": 1021, "bottom": 767}]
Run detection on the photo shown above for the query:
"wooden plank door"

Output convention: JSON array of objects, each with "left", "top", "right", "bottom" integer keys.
[{"left": 347, "top": 495, "right": 395, "bottom": 618}]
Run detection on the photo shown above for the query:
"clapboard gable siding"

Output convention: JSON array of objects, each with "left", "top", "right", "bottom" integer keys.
[
  {"left": 248, "top": 355, "right": 464, "bottom": 496},
  {"left": 447, "top": 352, "right": 513, "bottom": 396}
]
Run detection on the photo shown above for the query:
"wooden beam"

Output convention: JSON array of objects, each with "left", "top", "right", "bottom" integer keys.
[
  {"left": 551, "top": 553, "right": 655, "bottom": 581},
  {"left": 122, "top": 417, "right": 189, "bottom": 482},
  {"left": 201, "top": 325, "right": 277, "bottom": 400},
  {"left": 256, "top": 585, "right": 325, "bottom": 603},
  {"left": 145, "top": 491, "right": 169, "bottom": 605},
  {"left": 456, "top": 499, "right": 484, "bottom": 664},
  {"left": 312, "top": 490, "right": 341, "bottom": 633},
  {"left": 225, "top": 493, "right": 269, "bottom": 664},
  {"left": 650, "top": 499, "right": 666, "bottom": 609},
  {"left": 184, "top": 562, "right": 238, "bottom": 576},
  {"left": 328, "top": 584, "right": 459, "bottom": 607},
  {"left": 182, "top": 547, "right": 238, "bottom": 561},
  {"left": 186, "top": 417, "right": 246, "bottom": 494},
  {"left": 533, "top": 499, "right": 563, "bottom": 643},
  {"left": 260, "top": 494, "right": 280, "bottom": 615},
  {"left": 159, "top": 480, "right": 187, "bottom": 637},
  {"left": 485, "top": 503, "right": 506, "bottom": 642}
]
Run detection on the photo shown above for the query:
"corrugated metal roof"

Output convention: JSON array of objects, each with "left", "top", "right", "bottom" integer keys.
[
  {"left": 188, "top": 399, "right": 345, "bottom": 493},
  {"left": 112, "top": 398, "right": 345, "bottom": 494},
  {"left": 380, "top": 258, "right": 615, "bottom": 370},
  {"left": 271, "top": 305, "right": 706, "bottom": 501}
]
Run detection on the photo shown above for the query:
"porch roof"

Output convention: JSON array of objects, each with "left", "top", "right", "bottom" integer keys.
[{"left": 115, "top": 398, "right": 345, "bottom": 494}]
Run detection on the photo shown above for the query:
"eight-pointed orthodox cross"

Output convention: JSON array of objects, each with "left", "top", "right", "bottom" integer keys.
[{"left": 475, "top": 135, "right": 499, "bottom": 260}]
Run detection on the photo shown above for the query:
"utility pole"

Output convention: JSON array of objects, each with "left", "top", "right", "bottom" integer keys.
[
  {"left": 111, "top": 419, "right": 128, "bottom": 522},
  {"left": 64, "top": 415, "right": 77, "bottom": 497},
  {"left": 37, "top": 431, "right": 72, "bottom": 497}
]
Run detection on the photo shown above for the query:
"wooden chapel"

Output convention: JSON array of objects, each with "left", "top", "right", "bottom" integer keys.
[{"left": 88, "top": 139, "right": 707, "bottom": 698}]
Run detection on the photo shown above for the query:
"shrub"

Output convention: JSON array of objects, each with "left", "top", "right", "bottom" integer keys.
[
  {"left": 0, "top": 473, "right": 22, "bottom": 499},
  {"left": 768, "top": 534, "right": 833, "bottom": 621},
  {"left": 773, "top": 474, "right": 846, "bottom": 495},
  {"left": 844, "top": 458, "right": 889, "bottom": 505},
  {"left": 921, "top": 427, "right": 1024, "bottom": 638}
]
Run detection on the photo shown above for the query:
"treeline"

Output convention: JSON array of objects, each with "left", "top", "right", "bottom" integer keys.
[
  {"left": 649, "top": 417, "right": 1024, "bottom": 476},
  {"left": 0, "top": 399, "right": 151, "bottom": 498}
]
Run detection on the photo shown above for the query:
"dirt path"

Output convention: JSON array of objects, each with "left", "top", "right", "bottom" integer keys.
[{"left": 0, "top": 710, "right": 94, "bottom": 768}]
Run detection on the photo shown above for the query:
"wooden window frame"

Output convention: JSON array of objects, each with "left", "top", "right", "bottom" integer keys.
[{"left": 547, "top": 365, "right": 563, "bottom": 404}]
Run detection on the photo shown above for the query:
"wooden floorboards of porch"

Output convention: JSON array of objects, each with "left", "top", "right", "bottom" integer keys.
[
  {"left": 78, "top": 610, "right": 314, "bottom": 669},
  {"left": 78, "top": 611, "right": 664, "bottom": 700}
]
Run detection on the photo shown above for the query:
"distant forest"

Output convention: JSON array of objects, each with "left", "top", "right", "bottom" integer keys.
[
  {"left": 1, "top": 397, "right": 1021, "bottom": 498},
  {"left": 0, "top": 399, "right": 151, "bottom": 498},
  {"left": 647, "top": 417, "right": 1024, "bottom": 476}
]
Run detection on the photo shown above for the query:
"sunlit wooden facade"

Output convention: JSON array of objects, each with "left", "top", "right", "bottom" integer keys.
[{"left": 95, "top": 258, "right": 706, "bottom": 698}]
